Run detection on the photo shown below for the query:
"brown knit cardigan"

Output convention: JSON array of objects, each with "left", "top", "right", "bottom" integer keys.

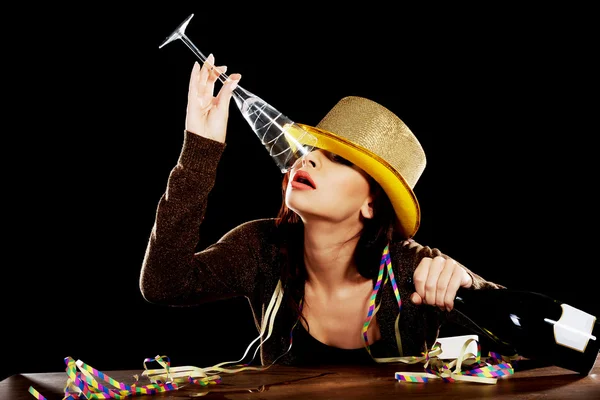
[{"left": 139, "top": 130, "right": 505, "bottom": 366}]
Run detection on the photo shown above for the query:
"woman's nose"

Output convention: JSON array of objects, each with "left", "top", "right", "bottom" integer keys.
[{"left": 302, "top": 152, "right": 318, "bottom": 168}]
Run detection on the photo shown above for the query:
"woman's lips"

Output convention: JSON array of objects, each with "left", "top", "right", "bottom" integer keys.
[
  {"left": 291, "top": 170, "right": 316, "bottom": 190},
  {"left": 291, "top": 181, "right": 315, "bottom": 190}
]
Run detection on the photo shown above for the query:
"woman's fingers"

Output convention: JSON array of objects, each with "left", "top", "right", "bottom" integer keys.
[
  {"left": 204, "top": 73, "right": 241, "bottom": 143},
  {"left": 435, "top": 258, "right": 454, "bottom": 309},
  {"left": 444, "top": 266, "right": 464, "bottom": 311},
  {"left": 197, "top": 54, "right": 214, "bottom": 97},
  {"left": 424, "top": 256, "right": 445, "bottom": 306},
  {"left": 412, "top": 257, "right": 431, "bottom": 305},
  {"left": 188, "top": 61, "right": 201, "bottom": 102},
  {"left": 214, "top": 73, "right": 241, "bottom": 108},
  {"left": 412, "top": 256, "right": 469, "bottom": 311}
]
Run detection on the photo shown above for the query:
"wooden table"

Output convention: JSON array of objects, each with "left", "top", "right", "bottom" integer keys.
[{"left": 2, "top": 355, "right": 599, "bottom": 399}]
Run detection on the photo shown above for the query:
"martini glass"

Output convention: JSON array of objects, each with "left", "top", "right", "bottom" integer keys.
[{"left": 159, "top": 14, "right": 318, "bottom": 173}]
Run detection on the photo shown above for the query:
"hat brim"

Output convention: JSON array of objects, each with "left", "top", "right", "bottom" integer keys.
[{"left": 293, "top": 123, "right": 420, "bottom": 238}]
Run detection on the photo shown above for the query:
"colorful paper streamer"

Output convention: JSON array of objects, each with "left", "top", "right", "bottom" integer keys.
[
  {"left": 395, "top": 338, "right": 520, "bottom": 384},
  {"left": 28, "top": 355, "right": 221, "bottom": 399}
]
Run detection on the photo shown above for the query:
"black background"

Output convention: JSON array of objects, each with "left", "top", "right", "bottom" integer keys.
[{"left": 3, "top": 4, "right": 598, "bottom": 381}]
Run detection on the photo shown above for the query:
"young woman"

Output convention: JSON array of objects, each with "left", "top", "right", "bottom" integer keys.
[{"left": 139, "top": 55, "right": 504, "bottom": 367}]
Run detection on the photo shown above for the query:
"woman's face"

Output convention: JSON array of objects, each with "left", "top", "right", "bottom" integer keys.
[{"left": 285, "top": 149, "right": 374, "bottom": 225}]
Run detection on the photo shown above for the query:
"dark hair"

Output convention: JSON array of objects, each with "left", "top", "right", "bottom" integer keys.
[{"left": 274, "top": 159, "right": 396, "bottom": 327}]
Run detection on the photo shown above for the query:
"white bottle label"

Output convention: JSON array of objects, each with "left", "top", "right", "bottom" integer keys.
[{"left": 545, "top": 304, "right": 597, "bottom": 352}]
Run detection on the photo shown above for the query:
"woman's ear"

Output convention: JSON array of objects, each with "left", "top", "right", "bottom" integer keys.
[{"left": 360, "top": 197, "right": 374, "bottom": 220}]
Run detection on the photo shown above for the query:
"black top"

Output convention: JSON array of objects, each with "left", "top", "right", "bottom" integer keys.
[{"left": 289, "top": 323, "right": 383, "bottom": 366}]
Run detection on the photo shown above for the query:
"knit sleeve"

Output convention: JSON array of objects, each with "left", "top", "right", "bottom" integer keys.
[{"left": 139, "top": 131, "right": 267, "bottom": 306}]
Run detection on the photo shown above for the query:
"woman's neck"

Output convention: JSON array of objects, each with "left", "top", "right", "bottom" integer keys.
[{"left": 302, "top": 220, "right": 364, "bottom": 291}]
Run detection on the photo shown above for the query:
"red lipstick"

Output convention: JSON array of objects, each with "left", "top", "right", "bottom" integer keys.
[{"left": 291, "top": 170, "right": 317, "bottom": 190}]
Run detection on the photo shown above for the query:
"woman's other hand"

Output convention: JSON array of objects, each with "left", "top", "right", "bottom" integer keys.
[{"left": 411, "top": 256, "right": 473, "bottom": 311}]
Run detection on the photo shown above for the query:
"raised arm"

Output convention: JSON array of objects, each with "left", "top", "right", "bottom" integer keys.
[{"left": 139, "top": 56, "right": 249, "bottom": 306}]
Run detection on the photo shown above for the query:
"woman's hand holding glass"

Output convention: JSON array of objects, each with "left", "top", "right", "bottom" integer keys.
[{"left": 185, "top": 54, "right": 241, "bottom": 143}]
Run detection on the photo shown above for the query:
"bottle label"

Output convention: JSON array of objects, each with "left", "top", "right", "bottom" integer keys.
[{"left": 546, "top": 304, "right": 597, "bottom": 352}]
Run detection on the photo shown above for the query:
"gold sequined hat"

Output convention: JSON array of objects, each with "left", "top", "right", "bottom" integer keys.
[{"left": 296, "top": 96, "right": 426, "bottom": 238}]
